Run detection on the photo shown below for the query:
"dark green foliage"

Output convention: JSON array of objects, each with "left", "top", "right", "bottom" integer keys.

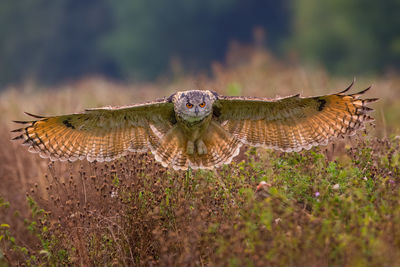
[
  {"left": 291, "top": 0, "right": 400, "bottom": 75},
  {"left": 0, "top": 0, "right": 289, "bottom": 86},
  {"left": 101, "top": 0, "right": 290, "bottom": 80},
  {"left": 0, "top": 0, "right": 113, "bottom": 86}
]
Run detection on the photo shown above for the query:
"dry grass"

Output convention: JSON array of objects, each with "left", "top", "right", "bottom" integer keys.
[{"left": 1, "top": 47, "right": 400, "bottom": 266}]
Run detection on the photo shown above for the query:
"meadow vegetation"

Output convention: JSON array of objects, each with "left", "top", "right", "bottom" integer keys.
[{"left": 0, "top": 48, "right": 399, "bottom": 266}]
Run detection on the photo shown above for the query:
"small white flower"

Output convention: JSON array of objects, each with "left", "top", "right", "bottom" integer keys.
[
  {"left": 332, "top": 184, "right": 340, "bottom": 190},
  {"left": 111, "top": 190, "right": 118, "bottom": 198}
]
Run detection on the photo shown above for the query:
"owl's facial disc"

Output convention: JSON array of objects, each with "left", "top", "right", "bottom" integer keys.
[{"left": 175, "top": 90, "right": 215, "bottom": 122}]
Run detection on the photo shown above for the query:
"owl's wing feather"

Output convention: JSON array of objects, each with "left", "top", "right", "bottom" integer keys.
[
  {"left": 215, "top": 83, "right": 378, "bottom": 152},
  {"left": 12, "top": 98, "right": 175, "bottom": 162}
]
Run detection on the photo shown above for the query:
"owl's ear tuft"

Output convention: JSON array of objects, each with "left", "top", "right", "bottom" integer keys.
[
  {"left": 210, "top": 90, "right": 220, "bottom": 100},
  {"left": 166, "top": 93, "right": 176, "bottom": 103}
]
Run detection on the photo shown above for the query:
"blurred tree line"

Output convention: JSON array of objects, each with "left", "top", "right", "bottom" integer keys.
[
  {"left": 0, "top": 0, "right": 398, "bottom": 87},
  {"left": 292, "top": 0, "right": 400, "bottom": 75}
]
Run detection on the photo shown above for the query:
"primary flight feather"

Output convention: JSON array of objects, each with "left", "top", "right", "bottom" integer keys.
[{"left": 12, "top": 81, "right": 378, "bottom": 170}]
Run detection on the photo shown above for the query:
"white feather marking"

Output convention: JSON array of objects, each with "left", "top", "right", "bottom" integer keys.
[{"left": 149, "top": 124, "right": 164, "bottom": 139}]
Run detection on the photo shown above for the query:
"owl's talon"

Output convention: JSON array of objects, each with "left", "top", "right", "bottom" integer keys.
[
  {"left": 196, "top": 139, "right": 207, "bottom": 155},
  {"left": 186, "top": 141, "right": 195, "bottom": 154}
]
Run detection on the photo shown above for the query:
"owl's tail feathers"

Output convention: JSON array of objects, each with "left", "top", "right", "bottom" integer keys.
[
  {"left": 151, "top": 122, "right": 242, "bottom": 170},
  {"left": 193, "top": 121, "right": 242, "bottom": 169}
]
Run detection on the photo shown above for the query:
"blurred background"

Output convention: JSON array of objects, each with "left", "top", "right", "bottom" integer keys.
[{"left": 0, "top": 0, "right": 398, "bottom": 87}]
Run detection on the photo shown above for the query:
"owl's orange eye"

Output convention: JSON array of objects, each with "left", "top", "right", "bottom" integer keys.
[
  {"left": 199, "top": 102, "right": 205, "bottom": 108},
  {"left": 186, "top": 103, "right": 193, "bottom": 109}
]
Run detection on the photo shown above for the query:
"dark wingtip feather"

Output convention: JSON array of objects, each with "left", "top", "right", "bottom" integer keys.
[
  {"left": 364, "top": 116, "right": 375, "bottom": 122},
  {"left": 338, "top": 78, "right": 355, "bottom": 95},
  {"left": 22, "top": 139, "right": 31, "bottom": 145},
  {"left": 363, "top": 106, "right": 375, "bottom": 112},
  {"left": 351, "top": 86, "right": 372, "bottom": 97},
  {"left": 11, "top": 135, "right": 24, "bottom": 140},
  {"left": 364, "top": 98, "right": 379, "bottom": 104},
  {"left": 10, "top": 128, "right": 24, "bottom": 133},
  {"left": 12, "top": 120, "right": 31, "bottom": 124},
  {"left": 24, "top": 112, "right": 45, "bottom": 118}
]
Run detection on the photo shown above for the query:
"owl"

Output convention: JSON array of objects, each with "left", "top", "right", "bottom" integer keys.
[{"left": 12, "top": 81, "right": 377, "bottom": 170}]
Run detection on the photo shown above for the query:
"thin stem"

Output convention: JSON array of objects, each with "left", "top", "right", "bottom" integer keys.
[{"left": 185, "top": 166, "right": 192, "bottom": 190}]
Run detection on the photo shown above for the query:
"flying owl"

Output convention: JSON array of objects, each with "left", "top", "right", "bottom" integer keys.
[{"left": 12, "top": 81, "right": 377, "bottom": 170}]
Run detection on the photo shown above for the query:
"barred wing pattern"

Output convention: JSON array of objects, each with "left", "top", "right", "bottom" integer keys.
[
  {"left": 12, "top": 99, "right": 175, "bottom": 162},
  {"left": 215, "top": 83, "right": 378, "bottom": 152},
  {"left": 12, "top": 83, "right": 377, "bottom": 170}
]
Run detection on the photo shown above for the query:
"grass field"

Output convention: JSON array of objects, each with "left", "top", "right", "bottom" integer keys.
[{"left": 0, "top": 48, "right": 399, "bottom": 266}]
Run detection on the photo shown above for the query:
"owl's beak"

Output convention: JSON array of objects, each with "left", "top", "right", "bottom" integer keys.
[{"left": 195, "top": 106, "right": 199, "bottom": 115}]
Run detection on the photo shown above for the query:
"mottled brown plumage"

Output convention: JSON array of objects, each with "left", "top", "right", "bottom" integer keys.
[{"left": 12, "top": 81, "right": 377, "bottom": 170}]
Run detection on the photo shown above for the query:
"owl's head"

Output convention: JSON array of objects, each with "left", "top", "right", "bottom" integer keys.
[{"left": 172, "top": 90, "right": 217, "bottom": 122}]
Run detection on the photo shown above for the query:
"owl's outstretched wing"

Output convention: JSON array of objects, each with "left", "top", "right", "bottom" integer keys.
[
  {"left": 12, "top": 98, "right": 175, "bottom": 162},
  {"left": 214, "top": 82, "right": 378, "bottom": 152}
]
